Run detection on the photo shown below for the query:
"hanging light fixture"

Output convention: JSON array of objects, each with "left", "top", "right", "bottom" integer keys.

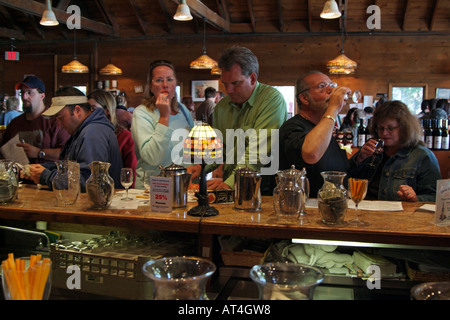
[
  {"left": 326, "top": 8, "right": 356, "bottom": 74},
  {"left": 100, "top": 60, "right": 123, "bottom": 76},
  {"left": 190, "top": 18, "right": 218, "bottom": 70},
  {"left": 174, "top": 0, "right": 193, "bottom": 21},
  {"left": 40, "top": 0, "right": 59, "bottom": 26},
  {"left": 62, "top": 30, "right": 89, "bottom": 73},
  {"left": 320, "top": 0, "right": 341, "bottom": 19}
]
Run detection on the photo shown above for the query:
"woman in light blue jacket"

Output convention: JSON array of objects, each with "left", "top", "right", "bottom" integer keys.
[
  {"left": 131, "top": 60, "right": 194, "bottom": 189},
  {"left": 349, "top": 100, "right": 441, "bottom": 202}
]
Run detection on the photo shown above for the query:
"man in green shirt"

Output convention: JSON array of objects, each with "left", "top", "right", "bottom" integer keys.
[{"left": 189, "top": 46, "right": 287, "bottom": 195}]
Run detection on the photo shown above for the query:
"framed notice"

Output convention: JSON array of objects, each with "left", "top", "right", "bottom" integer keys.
[
  {"left": 435, "top": 179, "right": 450, "bottom": 226},
  {"left": 191, "top": 80, "right": 219, "bottom": 101},
  {"left": 436, "top": 88, "right": 450, "bottom": 100}
]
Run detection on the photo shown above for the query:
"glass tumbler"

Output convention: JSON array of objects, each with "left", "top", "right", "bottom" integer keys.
[
  {"left": 250, "top": 262, "right": 324, "bottom": 300},
  {"left": 142, "top": 256, "right": 216, "bottom": 300}
]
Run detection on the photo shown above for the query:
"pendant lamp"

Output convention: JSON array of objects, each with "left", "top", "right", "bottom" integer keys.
[
  {"left": 326, "top": 11, "right": 356, "bottom": 74},
  {"left": 320, "top": 0, "right": 342, "bottom": 19},
  {"left": 190, "top": 18, "right": 218, "bottom": 70},
  {"left": 40, "top": 0, "right": 59, "bottom": 26},
  {"left": 100, "top": 60, "right": 123, "bottom": 76},
  {"left": 174, "top": 0, "right": 193, "bottom": 21},
  {"left": 62, "top": 30, "right": 89, "bottom": 73}
]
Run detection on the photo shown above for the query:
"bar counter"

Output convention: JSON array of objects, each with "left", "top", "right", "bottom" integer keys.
[{"left": 1, "top": 185, "right": 449, "bottom": 249}]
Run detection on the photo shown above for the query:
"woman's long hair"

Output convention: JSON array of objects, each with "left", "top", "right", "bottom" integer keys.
[
  {"left": 142, "top": 60, "right": 178, "bottom": 112},
  {"left": 371, "top": 100, "right": 425, "bottom": 149}
]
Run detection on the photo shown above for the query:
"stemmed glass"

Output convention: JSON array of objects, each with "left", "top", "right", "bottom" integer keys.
[
  {"left": 348, "top": 178, "right": 369, "bottom": 226},
  {"left": 120, "top": 168, "right": 134, "bottom": 201}
]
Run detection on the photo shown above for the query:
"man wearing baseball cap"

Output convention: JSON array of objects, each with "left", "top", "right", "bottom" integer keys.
[
  {"left": 23, "top": 87, "right": 123, "bottom": 192},
  {"left": 0, "top": 75, "right": 70, "bottom": 163}
]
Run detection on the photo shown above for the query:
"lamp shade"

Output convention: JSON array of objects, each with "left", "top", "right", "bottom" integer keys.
[
  {"left": 320, "top": 0, "right": 342, "bottom": 19},
  {"left": 183, "top": 121, "right": 222, "bottom": 164},
  {"left": 174, "top": 0, "right": 193, "bottom": 21},
  {"left": 327, "top": 52, "right": 357, "bottom": 74},
  {"left": 40, "top": 0, "right": 59, "bottom": 26},
  {"left": 99, "top": 63, "right": 123, "bottom": 75},
  {"left": 190, "top": 53, "right": 218, "bottom": 69},
  {"left": 62, "top": 58, "right": 89, "bottom": 73}
]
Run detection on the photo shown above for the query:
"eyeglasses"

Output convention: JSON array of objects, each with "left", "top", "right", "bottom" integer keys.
[
  {"left": 301, "top": 82, "right": 337, "bottom": 93},
  {"left": 377, "top": 125, "right": 399, "bottom": 133},
  {"left": 152, "top": 77, "right": 175, "bottom": 85}
]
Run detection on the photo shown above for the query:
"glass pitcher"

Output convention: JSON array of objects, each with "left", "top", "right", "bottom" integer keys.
[
  {"left": 86, "top": 161, "right": 115, "bottom": 209},
  {"left": 273, "top": 165, "right": 309, "bottom": 222},
  {"left": 52, "top": 160, "right": 80, "bottom": 206},
  {"left": 0, "top": 160, "right": 19, "bottom": 204},
  {"left": 317, "top": 171, "right": 348, "bottom": 225},
  {"left": 142, "top": 256, "right": 216, "bottom": 300}
]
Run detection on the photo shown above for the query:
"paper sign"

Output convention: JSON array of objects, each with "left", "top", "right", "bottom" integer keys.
[
  {"left": 150, "top": 176, "right": 173, "bottom": 213},
  {"left": 435, "top": 179, "right": 450, "bottom": 226}
]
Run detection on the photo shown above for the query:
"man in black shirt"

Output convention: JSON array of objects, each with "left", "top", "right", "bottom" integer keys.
[{"left": 279, "top": 71, "right": 351, "bottom": 197}]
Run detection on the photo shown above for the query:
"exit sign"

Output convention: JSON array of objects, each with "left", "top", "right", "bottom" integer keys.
[{"left": 5, "top": 51, "right": 19, "bottom": 61}]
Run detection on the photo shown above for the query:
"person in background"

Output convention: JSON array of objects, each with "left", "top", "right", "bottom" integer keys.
[
  {"left": 0, "top": 94, "right": 9, "bottom": 125},
  {"left": 131, "top": 60, "right": 194, "bottom": 189},
  {"left": 88, "top": 89, "right": 137, "bottom": 186},
  {"left": 0, "top": 76, "right": 70, "bottom": 163},
  {"left": 350, "top": 100, "right": 441, "bottom": 202},
  {"left": 22, "top": 87, "right": 123, "bottom": 192},
  {"left": 195, "top": 86, "right": 216, "bottom": 126},
  {"left": 215, "top": 91, "right": 225, "bottom": 104},
  {"left": 3, "top": 97, "right": 22, "bottom": 126},
  {"left": 340, "top": 107, "right": 359, "bottom": 131},
  {"left": 116, "top": 94, "right": 132, "bottom": 130},
  {"left": 279, "top": 71, "right": 351, "bottom": 197},
  {"left": 189, "top": 46, "right": 287, "bottom": 195},
  {"left": 181, "top": 96, "right": 196, "bottom": 121}
]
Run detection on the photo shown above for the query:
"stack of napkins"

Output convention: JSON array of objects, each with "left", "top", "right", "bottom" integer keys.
[{"left": 353, "top": 250, "right": 397, "bottom": 276}]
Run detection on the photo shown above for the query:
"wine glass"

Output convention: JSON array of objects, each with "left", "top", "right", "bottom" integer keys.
[
  {"left": 142, "top": 171, "right": 151, "bottom": 204},
  {"left": 348, "top": 178, "right": 369, "bottom": 226},
  {"left": 120, "top": 168, "right": 134, "bottom": 201}
]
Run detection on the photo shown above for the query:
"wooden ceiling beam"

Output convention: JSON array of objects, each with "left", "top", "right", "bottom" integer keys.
[
  {"left": 0, "top": 0, "right": 117, "bottom": 36},
  {"left": 247, "top": 0, "right": 255, "bottom": 32},
  {"left": 429, "top": 0, "right": 440, "bottom": 31},
  {"left": 158, "top": 0, "right": 174, "bottom": 34},
  {"left": 0, "top": 26, "right": 25, "bottom": 40},
  {"left": 128, "top": 0, "right": 148, "bottom": 35},
  {"left": 278, "top": 0, "right": 284, "bottom": 32},
  {"left": 307, "top": 0, "right": 312, "bottom": 32}
]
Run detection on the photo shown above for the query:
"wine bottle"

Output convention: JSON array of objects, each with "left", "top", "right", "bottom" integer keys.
[
  {"left": 365, "top": 118, "right": 373, "bottom": 141},
  {"left": 425, "top": 119, "right": 433, "bottom": 149},
  {"left": 433, "top": 119, "right": 442, "bottom": 150},
  {"left": 442, "top": 119, "right": 449, "bottom": 150},
  {"left": 357, "top": 118, "right": 366, "bottom": 148}
]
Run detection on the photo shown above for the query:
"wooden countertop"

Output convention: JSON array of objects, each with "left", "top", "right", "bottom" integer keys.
[{"left": 1, "top": 186, "right": 449, "bottom": 248}]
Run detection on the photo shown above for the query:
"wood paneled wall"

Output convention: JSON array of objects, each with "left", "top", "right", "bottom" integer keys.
[{"left": 1, "top": 34, "right": 449, "bottom": 109}]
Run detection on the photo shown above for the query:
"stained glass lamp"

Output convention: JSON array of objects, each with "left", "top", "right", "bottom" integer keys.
[{"left": 183, "top": 121, "right": 223, "bottom": 217}]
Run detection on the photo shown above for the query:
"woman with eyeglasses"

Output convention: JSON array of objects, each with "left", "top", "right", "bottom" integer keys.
[
  {"left": 131, "top": 60, "right": 194, "bottom": 189},
  {"left": 350, "top": 100, "right": 441, "bottom": 202}
]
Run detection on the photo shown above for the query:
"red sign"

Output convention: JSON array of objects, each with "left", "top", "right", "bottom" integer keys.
[{"left": 5, "top": 51, "right": 19, "bottom": 61}]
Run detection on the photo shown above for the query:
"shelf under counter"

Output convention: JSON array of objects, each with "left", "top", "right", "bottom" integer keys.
[{"left": 0, "top": 185, "right": 449, "bottom": 249}]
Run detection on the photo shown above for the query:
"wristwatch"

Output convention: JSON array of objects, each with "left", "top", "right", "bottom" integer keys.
[{"left": 38, "top": 149, "right": 46, "bottom": 159}]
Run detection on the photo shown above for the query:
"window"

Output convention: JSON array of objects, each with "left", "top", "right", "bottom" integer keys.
[
  {"left": 389, "top": 83, "right": 427, "bottom": 115},
  {"left": 274, "top": 86, "right": 296, "bottom": 119}
]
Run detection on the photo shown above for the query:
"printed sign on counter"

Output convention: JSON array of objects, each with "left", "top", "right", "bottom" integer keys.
[
  {"left": 150, "top": 176, "right": 173, "bottom": 213},
  {"left": 435, "top": 179, "right": 450, "bottom": 226}
]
